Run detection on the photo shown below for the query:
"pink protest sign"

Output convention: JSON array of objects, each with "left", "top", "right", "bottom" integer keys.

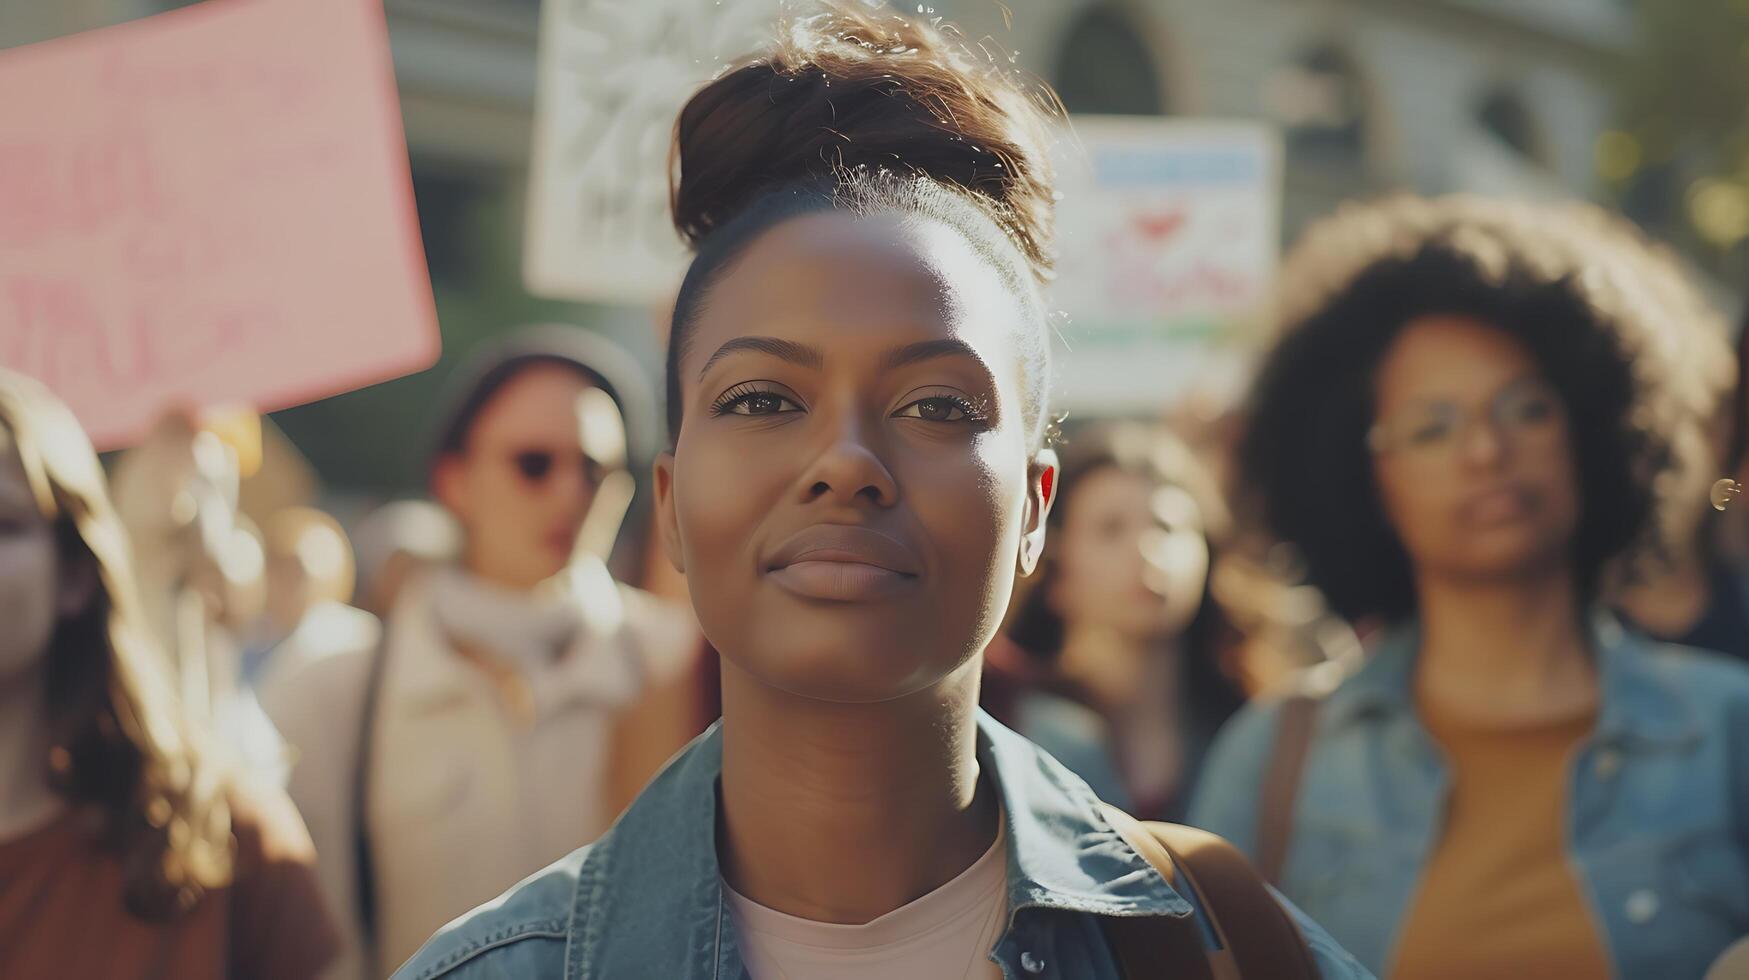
[{"left": 0, "top": 0, "right": 439, "bottom": 448}]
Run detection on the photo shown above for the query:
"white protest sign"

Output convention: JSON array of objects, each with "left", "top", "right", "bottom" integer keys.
[
  {"left": 1048, "top": 117, "right": 1281, "bottom": 416},
  {"left": 525, "top": 0, "right": 792, "bottom": 306}
]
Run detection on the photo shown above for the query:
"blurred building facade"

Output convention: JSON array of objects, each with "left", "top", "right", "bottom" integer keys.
[
  {"left": 377, "top": 0, "right": 1634, "bottom": 246},
  {"left": 0, "top": 0, "right": 1638, "bottom": 488},
  {"left": 13, "top": 0, "right": 1630, "bottom": 257},
  {"left": 945, "top": 0, "right": 1629, "bottom": 238}
]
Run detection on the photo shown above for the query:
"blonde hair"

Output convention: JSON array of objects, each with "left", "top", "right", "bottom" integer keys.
[{"left": 0, "top": 368, "right": 233, "bottom": 919}]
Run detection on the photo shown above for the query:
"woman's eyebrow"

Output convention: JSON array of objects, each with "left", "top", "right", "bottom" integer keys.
[
  {"left": 877, "top": 337, "right": 986, "bottom": 372},
  {"left": 698, "top": 336, "right": 826, "bottom": 380},
  {"left": 1389, "top": 372, "right": 1548, "bottom": 409}
]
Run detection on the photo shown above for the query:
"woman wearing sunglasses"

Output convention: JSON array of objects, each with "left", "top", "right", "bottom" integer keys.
[
  {"left": 262, "top": 327, "right": 707, "bottom": 979},
  {"left": 393, "top": 7, "right": 1368, "bottom": 979},
  {"left": 1191, "top": 197, "right": 1749, "bottom": 979}
]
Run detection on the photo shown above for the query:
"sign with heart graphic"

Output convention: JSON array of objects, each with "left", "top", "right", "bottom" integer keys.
[{"left": 1050, "top": 118, "right": 1280, "bottom": 415}]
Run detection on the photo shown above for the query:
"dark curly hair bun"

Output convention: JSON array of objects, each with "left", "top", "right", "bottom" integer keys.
[{"left": 671, "top": 4, "right": 1058, "bottom": 281}]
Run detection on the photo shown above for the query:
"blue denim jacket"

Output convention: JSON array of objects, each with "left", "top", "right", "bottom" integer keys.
[
  {"left": 1189, "top": 618, "right": 1749, "bottom": 978},
  {"left": 394, "top": 710, "right": 1370, "bottom": 979}
]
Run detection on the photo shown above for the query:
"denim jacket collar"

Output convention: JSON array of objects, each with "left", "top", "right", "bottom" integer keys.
[
  {"left": 562, "top": 709, "right": 1191, "bottom": 980},
  {"left": 1322, "top": 612, "right": 1700, "bottom": 749}
]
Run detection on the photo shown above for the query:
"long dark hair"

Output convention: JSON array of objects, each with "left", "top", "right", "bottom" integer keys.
[
  {"left": 1004, "top": 423, "right": 1246, "bottom": 732},
  {"left": 0, "top": 368, "right": 233, "bottom": 920}
]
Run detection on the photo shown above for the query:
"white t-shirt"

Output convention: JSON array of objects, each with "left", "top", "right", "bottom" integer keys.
[{"left": 724, "top": 822, "right": 1009, "bottom": 980}]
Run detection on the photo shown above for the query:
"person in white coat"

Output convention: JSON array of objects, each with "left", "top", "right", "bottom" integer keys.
[{"left": 260, "top": 328, "right": 706, "bottom": 979}]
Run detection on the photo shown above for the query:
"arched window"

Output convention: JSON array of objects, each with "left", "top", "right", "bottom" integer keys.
[{"left": 1053, "top": 4, "right": 1168, "bottom": 116}]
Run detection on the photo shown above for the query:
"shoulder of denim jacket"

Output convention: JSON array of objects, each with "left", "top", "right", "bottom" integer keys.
[{"left": 391, "top": 847, "right": 590, "bottom": 979}]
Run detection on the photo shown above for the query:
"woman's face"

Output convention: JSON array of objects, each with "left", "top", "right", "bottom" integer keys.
[
  {"left": 656, "top": 211, "right": 1054, "bottom": 703},
  {"left": 1050, "top": 467, "right": 1208, "bottom": 640},
  {"left": 1371, "top": 315, "right": 1580, "bottom": 585},
  {"left": 0, "top": 439, "right": 61, "bottom": 684},
  {"left": 436, "top": 366, "right": 623, "bottom": 591}
]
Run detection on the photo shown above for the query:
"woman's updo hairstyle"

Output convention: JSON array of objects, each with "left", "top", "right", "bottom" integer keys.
[{"left": 666, "top": 2, "right": 1062, "bottom": 446}]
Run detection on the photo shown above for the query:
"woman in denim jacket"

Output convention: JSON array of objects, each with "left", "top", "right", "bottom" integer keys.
[
  {"left": 1190, "top": 197, "right": 1749, "bottom": 979},
  {"left": 392, "top": 6, "right": 1370, "bottom": 979}
]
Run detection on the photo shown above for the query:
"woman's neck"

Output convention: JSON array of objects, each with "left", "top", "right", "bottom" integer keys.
[
  {"left": 461, "top": 543, "right": 552, "bottom": 595},
  {"left": 1055, "top": 622, "right": 1170, "bottom": 709},
  {"left": 1414, "top": 566, "right": 1597, "bottom": 725},
  {"left": 717, "top": 655, "right": 999, "bottom": 924},
  {"left": 0, "top": 665, "right": 63, "bottom": 842}
]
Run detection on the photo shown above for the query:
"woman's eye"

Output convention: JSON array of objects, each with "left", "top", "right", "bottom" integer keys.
[
  {"left": 720, "top": 392, "right": 801, "bottom": 416},
  {"left": 1406, "top": 418, "right": 1455, "bottom": 446},
  {"left": 895, "top": 396, "right": 972, "bottom": 423},
  {"left": 1506, "top": 394, "right": 1557, "bottom": 425}
]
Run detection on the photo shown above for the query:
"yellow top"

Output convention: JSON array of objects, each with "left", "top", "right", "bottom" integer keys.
[{"left": 1389, "top": 697, "right": 1611, "bottom": 980}]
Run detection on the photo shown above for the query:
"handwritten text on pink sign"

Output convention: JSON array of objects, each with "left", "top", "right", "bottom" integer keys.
[{"left": 0, "top": 0, "right": 437, "bottom": 447}]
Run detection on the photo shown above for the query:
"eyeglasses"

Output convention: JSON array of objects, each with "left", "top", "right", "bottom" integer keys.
[
  {"left": 503, "top": 448, "right": 613, "bottom": 488},
  {"left": 1367, "top": 380, "right": 1565, "bottom": 459}
]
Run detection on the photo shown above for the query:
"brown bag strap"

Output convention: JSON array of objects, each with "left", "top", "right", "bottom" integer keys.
[
  {"left": 1100, "top": 804, "right": 1319, "bottom": 980},
  {"left": 1256, "top": 695, "right": 1318, "bottom": 886},
  {"left": 1099, "top": 805, "right": 1222, "bottom": 980}
]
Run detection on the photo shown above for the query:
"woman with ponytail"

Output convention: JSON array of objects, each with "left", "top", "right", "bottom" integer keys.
[{"left": 395, "top": 6, "right": 1366, "bottom": 978}]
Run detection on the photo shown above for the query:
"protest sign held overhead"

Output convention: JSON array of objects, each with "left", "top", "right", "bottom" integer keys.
[
  {"left": 524, "top": 0, "right": 788, "bottom": 306},
  {"left": 1050, "top": 117, "right": 1281, "bottom": 415},
  {"left": 0, "top": 0, "right": 438, "bottom": 448}
]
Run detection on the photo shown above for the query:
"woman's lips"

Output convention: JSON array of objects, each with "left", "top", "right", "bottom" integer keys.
[
  {"left": 763, "top": 526, "right": 922, "bottom": 602},
  {"left": 766, "top": 559, "right": 917, "bottom": 601},
  {"left": 1457, "top": 486, "right": 1537, "bottom": 527}
]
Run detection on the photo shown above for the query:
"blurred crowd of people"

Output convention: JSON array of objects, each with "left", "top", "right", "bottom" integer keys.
[
  {"left": 9, "top": 187, "right": 1749, "bottom": 978},
  {"left": 8, "top": 11, "right": 1749, "bottom": 980}
]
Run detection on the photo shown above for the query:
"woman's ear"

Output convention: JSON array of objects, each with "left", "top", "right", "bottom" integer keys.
[
  {"left": 1018, "top": 449, "right": 1058, "bottom": 576},
  {"left": 431, "top": 453, "right": 470, "bottom": 522},
  {"left": 652, "top": 453, "right": 685, "bottom": 574}
]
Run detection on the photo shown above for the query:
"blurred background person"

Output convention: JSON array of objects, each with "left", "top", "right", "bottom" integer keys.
[
  {"left": 257, "top": 498, "right": 461, "bottom": 721},
  {"left": 1686, "top": 304, "right": 1749, "bottom": 662},
  {"left": 240, "top": 507, "right": 361, "bottom": 691},
  {"left": 1191, "top": 195, "right": 1749, "bottom": 980},
  {"left": 108, "top": 411, "right": 286, "bottom": 786},
  {"left": 1548, "top": 208, "right": 1746, "bottom": 658},
  {"left": 347, "top": 499, "right": 460, "bottom": 622},
  {"left": 1609, "top": 361, "right": 1744, "bottom": 655},
  {"left": 982, "top": 422, "right": 1248, "bottom": 820},
  {"left": 1720, "top": 310, "right": 1749, "bottom": 562},
  {"left": 261, "top": 326, "right": 706, "bottom": 980},
  {"left": 0, "top": 368, "right": 337, "bottom": 979},
  {"left": 109, "top": 412, "right": 266, "bottom": 698}
]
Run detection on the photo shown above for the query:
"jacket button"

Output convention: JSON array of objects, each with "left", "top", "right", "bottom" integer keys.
[
  {"left": 1625, "top": 889, "right": 1659, "bottom": 924},
  {"left": 1020, "top": 951, "right": 1046, "bottom": 974}
]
